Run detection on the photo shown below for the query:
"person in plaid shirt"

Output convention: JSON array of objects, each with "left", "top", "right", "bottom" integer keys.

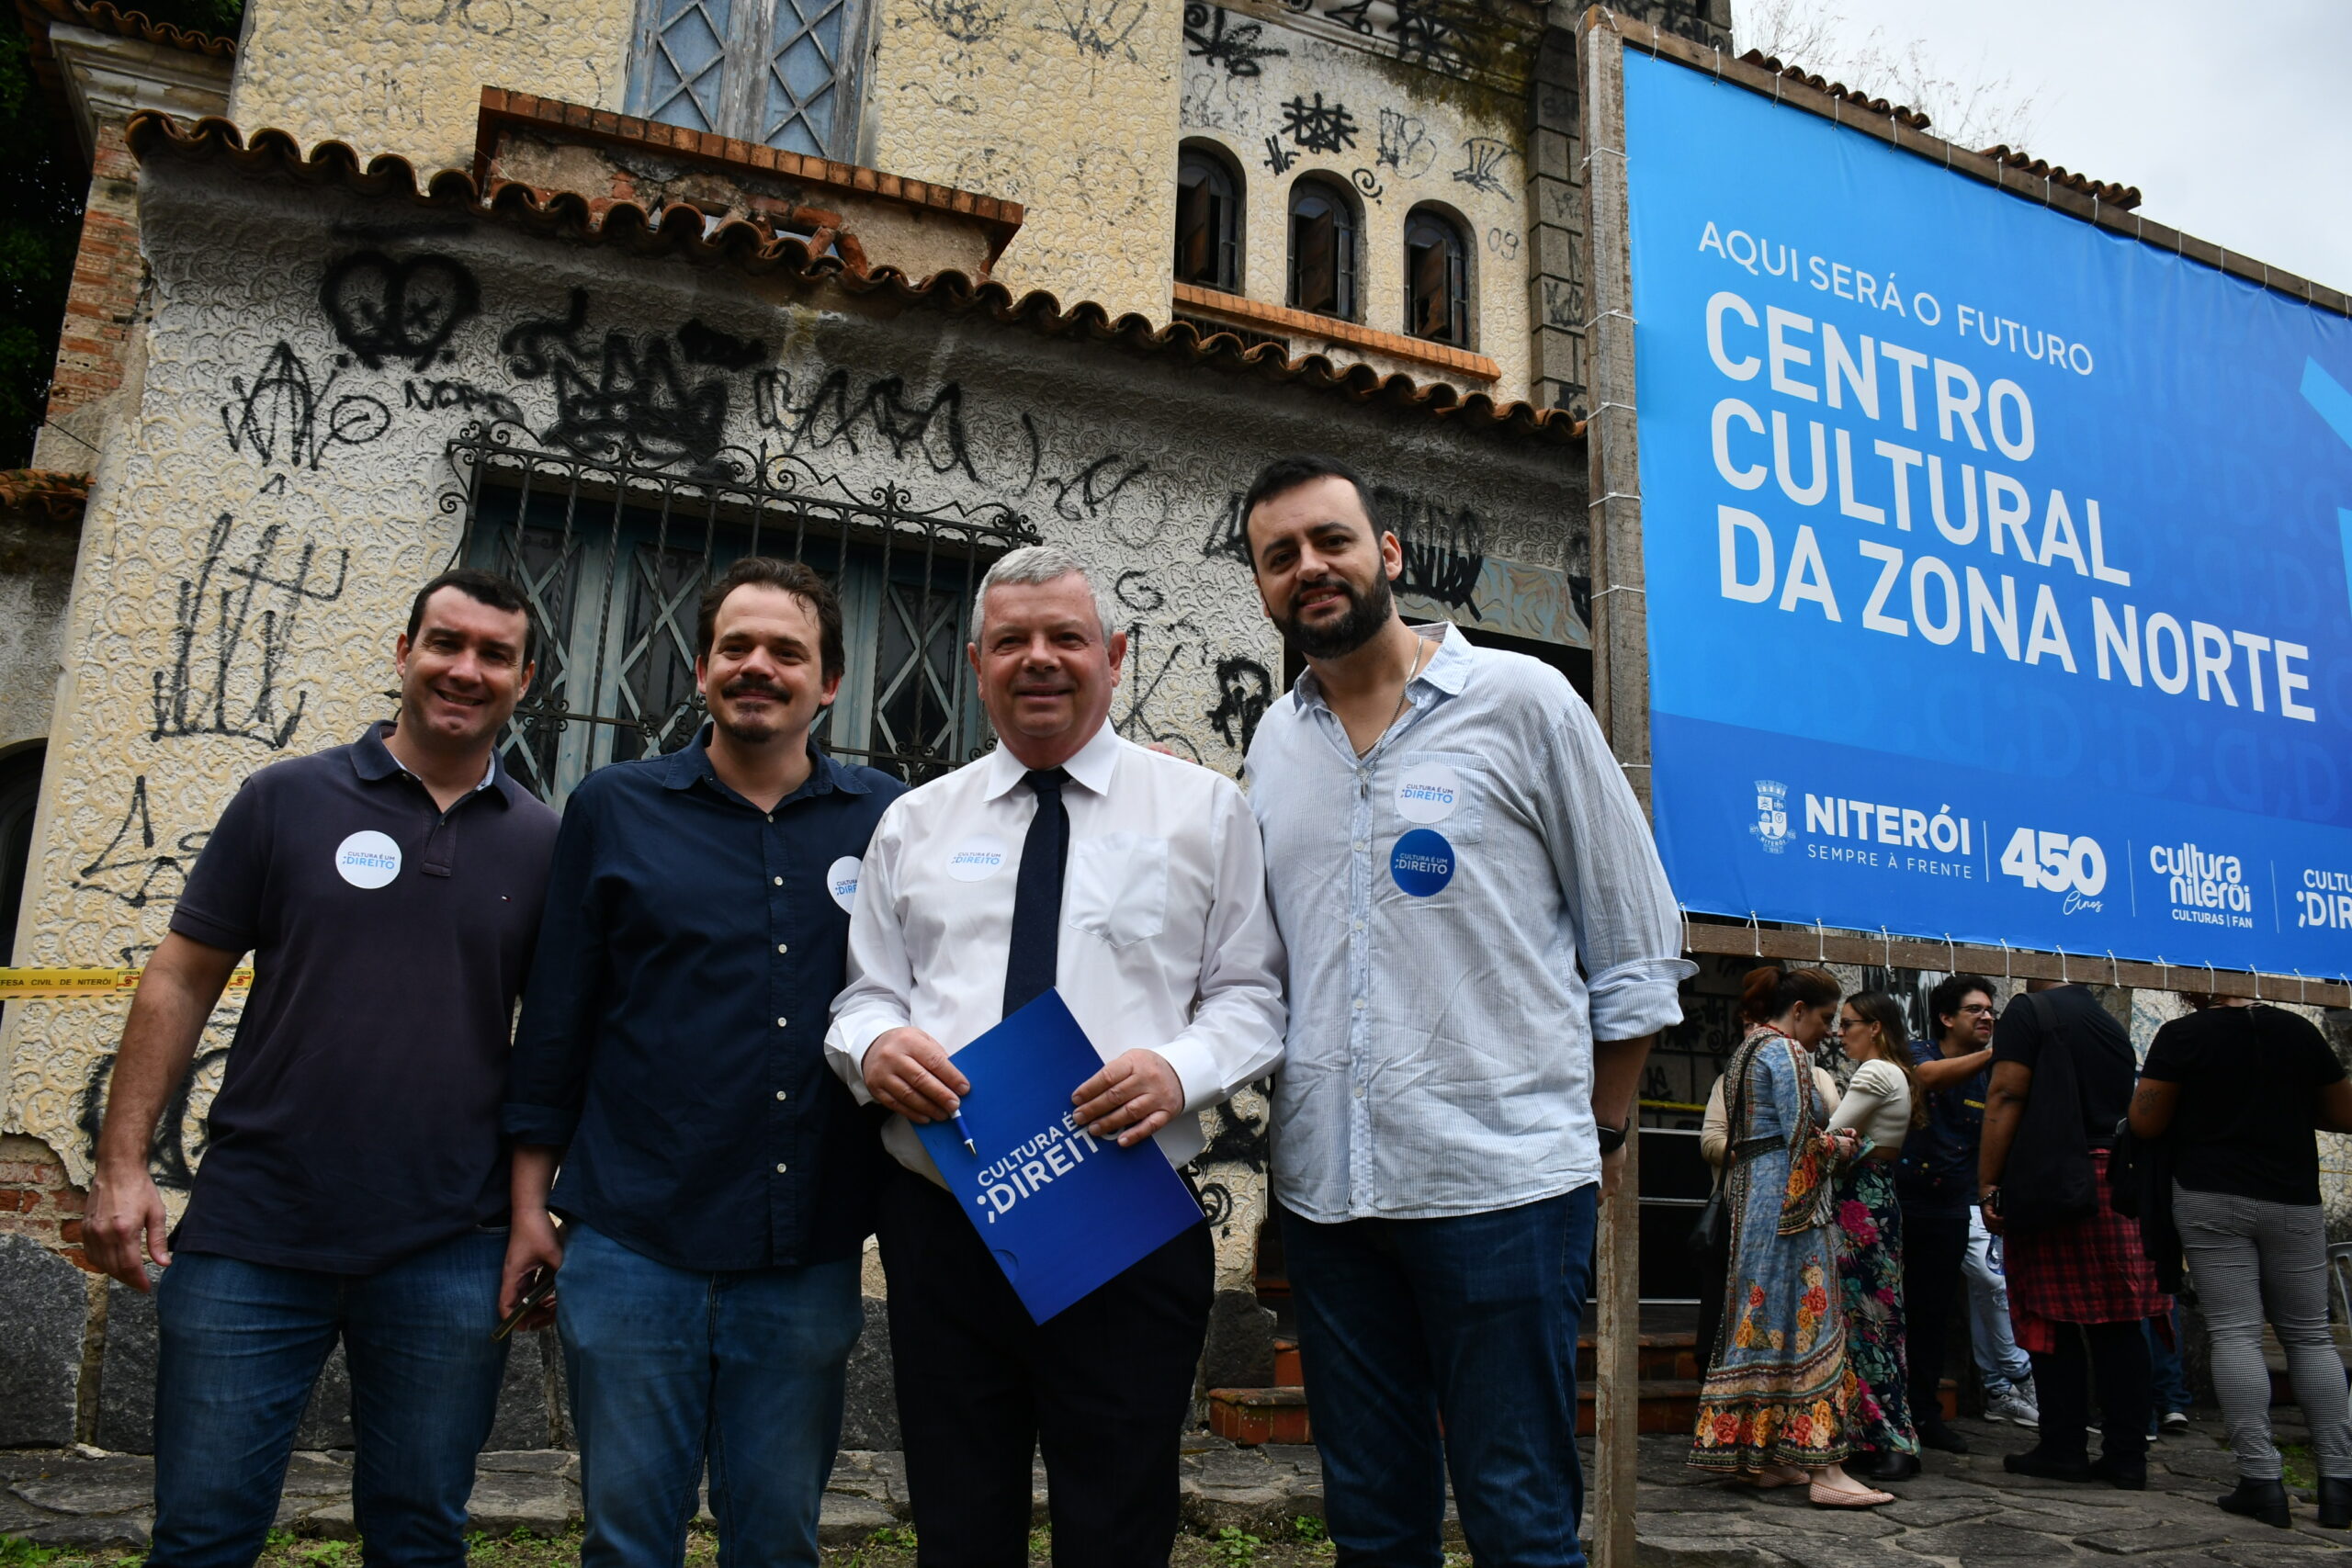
[{"left": 1979, "top": 980, "right": 2166, "bottom": 1489}]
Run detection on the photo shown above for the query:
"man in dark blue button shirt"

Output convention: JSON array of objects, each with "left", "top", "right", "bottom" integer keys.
[
  {"left": 503, "top": 557, "right": 903, "bottom": 1568},
  {"left": 82, "top": 570, "right": 557, "bottom": 1568}
]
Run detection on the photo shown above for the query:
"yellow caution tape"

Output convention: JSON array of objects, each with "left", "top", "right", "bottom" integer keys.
[{"left": 0, "top": 966, "right": 254, "bottom": 1000}]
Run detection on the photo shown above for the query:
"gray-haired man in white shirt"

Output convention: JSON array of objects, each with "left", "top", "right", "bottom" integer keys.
[{"left": 825, "top": 545, "right": 1285, "bottom": 1568}]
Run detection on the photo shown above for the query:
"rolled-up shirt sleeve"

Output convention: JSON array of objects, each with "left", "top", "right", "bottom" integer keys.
[
  {"left": 1151, "top": 781, "right": 1286, "bottom": 1114},
  {"left": 1536, "top": 694, "right": 1694, "bottom": 1043},
  {"left": 824, "top": 807, "right": 914, "bottom": 1103},
  {"left": 502, "top": 790, "right": 605, "bottom": 1148}
]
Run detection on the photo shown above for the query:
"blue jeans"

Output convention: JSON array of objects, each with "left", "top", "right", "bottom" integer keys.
[
  {"left": 1963, "top": 1207, "right": 2034, "bottom": 1390},
  {"left": 150, "top": 1230, "right": 509, "bottom": 1568},
  {"left": 556, "top": 1223, "right": 863, "bottom": 1568},
  {"left": 1282, "top": 1187, "right": 1599, "bottom": 1568}
]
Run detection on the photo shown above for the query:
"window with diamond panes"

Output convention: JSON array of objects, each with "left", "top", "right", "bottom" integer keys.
[
  {"left": 462, "top": 484, "right": 989, "bottom": 807},
  {"left": 629, "top": 0, "right": 863, "bottom": 158}
]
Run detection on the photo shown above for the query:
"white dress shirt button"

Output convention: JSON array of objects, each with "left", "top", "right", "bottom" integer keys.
[
  {"left": 775, "top": 1162, "right": 788, "bottom": 1174},
  {"left": 775, "top": 1089, "right": 788, "bottom": 1100},
  {"left": 776, "top": 1017, "right": 789, "bottom": 1028},
  {"left": 777, "top": 943, "right": 788, "bottom": 954},
  {"left": 772, "top": 875, "right": 783, "bottom": 886}
]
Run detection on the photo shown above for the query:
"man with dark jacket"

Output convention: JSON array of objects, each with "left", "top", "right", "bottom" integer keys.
[{"left": 1981, "top": 979, "right": 2167, "bottom": 1488}]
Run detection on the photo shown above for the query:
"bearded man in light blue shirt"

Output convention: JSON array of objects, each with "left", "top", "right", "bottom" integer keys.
[{"left": 1239, "top": 455, "right": 1693, "bottom": 1568}]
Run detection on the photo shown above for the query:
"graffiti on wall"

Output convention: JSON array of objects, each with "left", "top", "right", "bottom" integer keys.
[{"left": 152, "top": 514, "right": 351, "bottom": 750}]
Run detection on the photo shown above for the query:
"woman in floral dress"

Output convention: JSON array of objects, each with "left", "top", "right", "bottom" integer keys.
[
  {"left": 1689, "top": 967, "right": 1891, "bottom": 1508},
  {"left": 1827, "top": 991, "right": 1925, "bottom": 1482}
]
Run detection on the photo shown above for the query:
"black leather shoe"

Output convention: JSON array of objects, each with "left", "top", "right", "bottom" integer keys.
[
  {"left": 1857, "top": 1450, "right": 1919, "bottom": 1483},
  {"left": 2317, "top": 1475, "right": 2351, "bottom": 1529},
  {"left": 1917, "top": 1420, "right": 1970, "bottom": 1455},
  {"left": 2090, "top": 1456, "right": 2146, "bottom": 1491},
  {"left": 2003, "top": 1450, "right": 2093, "bottom": 1482},
  {"left": 2216, "top": 1477, "right": 2291, "bottom": 1529}
]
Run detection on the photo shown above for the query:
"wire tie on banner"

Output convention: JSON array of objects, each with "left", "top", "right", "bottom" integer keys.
[
  {"left": 1745, "top": 910, "right": 1761, "bottom": 957},
  {"left": 2059, "top": 950, "right": 2070, "bottom": 984},
  {"left": 1943, "top": 933, "right": 1956, "bottom": 974},
  {"left": 1997, "top": 940, "right": 2012, "bottom": 982},
  {"left": 2294, "top": 969, "right": 2307, "bottom": 1005},
  {"left": 1711, "top": 46, "right": 1722, "bottom": 82},
  {"left": 1878, "top": 926, "right": 1894, "bottom": 971},
  {"left": 1814, "top": 919, "right": 1826, "bottom": 964},
  {"left": 2107, "top": 950, "right": 2120, "bottom": 986}
]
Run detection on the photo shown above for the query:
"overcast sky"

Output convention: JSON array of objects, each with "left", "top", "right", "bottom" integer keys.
[{"left": 1730, "top": 0, "right": 2352, "bottom": 294}]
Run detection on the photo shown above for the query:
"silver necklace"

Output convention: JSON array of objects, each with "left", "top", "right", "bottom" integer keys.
[{"left": 1356, "top": 637, "right": 1432, "bottom": 758}]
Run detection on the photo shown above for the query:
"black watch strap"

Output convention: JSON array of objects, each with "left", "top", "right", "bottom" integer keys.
[{"left": 1596, "top": 1122, "right": 1628, "bottom": 1155}]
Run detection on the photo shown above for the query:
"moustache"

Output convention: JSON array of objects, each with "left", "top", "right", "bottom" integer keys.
[{"left": 721, "top": 678, "right": 787, "bottom": 699}]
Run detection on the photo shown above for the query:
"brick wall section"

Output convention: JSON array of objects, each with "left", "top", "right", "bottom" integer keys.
[
  {"left": 0, "top": 1133, "right": 93, "bottom": 1270},
  {"left": 38, "top": 118, "right": 145, "bottom": 472}
]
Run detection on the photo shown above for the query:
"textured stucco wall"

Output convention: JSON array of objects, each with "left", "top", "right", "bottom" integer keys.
[
  {"left": 0, "top": 526, "right": 78, "bottom": 757},
  {"left": 1, "top": 153, "right": 1582, "bottom": 1302},
  {"left": 1179, "top": 5, "right": 1533, "bottom": 389},
  {"left": 228, "top": 0, "right": 634, "bottom": 175},
  {"left": 864, "top": 0, "right": 1180, "bottom": 320}
]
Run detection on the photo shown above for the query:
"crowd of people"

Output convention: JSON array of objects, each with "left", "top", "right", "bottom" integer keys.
[
  {"left": 78, "top": 454, "right": 1691, "bottom": 1568},
  {"left": 1686, "top": 962, "right": 2352, "bottom": 1532},
  {"left": 51, "top": 436, "right": 2352, "bottom": 1567}
]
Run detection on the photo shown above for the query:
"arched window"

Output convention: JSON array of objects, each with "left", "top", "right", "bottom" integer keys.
[
  {"left": 1287, "top": 177, "right": 1358, "bottom": 321},
  {"left": 1175, "top": 146, "right": 1240, "bottom": 293},
  {"left": 1405, "top": 207, "right": 1470, "bottom": 344}
]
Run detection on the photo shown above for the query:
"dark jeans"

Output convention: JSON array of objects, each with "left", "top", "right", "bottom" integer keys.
[
  {"left": 2030, "top": 1321, "right": 2151, "bottom": 1467},
  {"left": 1901, "top": 1205, "right": 1969, "bottom": 1426},
  {"left": 557, "top": 1223, "right": 864, "bottom": 1568},
  {"left": 150, "top": 1231, "right": 509, "bottom": 1568},
  {"left": 1281, "top": 1187, "right": 1599, "bottom": 1568},
  {"left": 878, "top": 1165, "right": 1212, "bottom": 1568},
  {"left": 2145, "top": 1302, "right": 2190, "bottom": 1416}
]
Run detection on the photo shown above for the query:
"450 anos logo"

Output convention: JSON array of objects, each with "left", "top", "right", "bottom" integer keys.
[{"left": 1999, "top": 827, "right": 2108, "bottom": 912}]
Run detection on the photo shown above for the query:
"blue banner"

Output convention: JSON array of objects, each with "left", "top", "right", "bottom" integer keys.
[{"left": 1622, "top": 51, "right": 2352, "bottom": 977}]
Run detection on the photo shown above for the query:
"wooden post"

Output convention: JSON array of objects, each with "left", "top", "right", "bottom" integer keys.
[{"left": 1577, "top": 13, "right": 1651, "bottom": 1568}]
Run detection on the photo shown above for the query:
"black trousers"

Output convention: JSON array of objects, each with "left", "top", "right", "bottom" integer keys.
[
  {"left": 878, "top": 1165, "right": 1213, "bottom": 1568},
  {"left": 2030, "top": 1321, "right": 2150, "bottom": 1467},
  {"left": 1901, "top": 1206, "right": 1969, "bottom": 1424}
]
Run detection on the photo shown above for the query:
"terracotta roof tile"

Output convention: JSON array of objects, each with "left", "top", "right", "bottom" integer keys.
[
  {"left": 0, "top": 468, "right": 92, "bottom": 525},
  {"left": 1977, "top": 144, "right": 2142, "bottom": 211},
  {"left": 1734, "top": 49, "right": 2142, "bottom": 210},
  {"left": 127, "top": 112, "right": 1578, "bottom": 444}
]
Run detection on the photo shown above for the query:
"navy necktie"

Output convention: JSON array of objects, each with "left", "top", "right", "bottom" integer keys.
[{"left": 1001, "top": 767, "right": 1069, "bottom": 1017}]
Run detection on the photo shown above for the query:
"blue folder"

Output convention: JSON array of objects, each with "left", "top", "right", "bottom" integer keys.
[{"left": 913, "top": 988, "right": 1204, "bottom": 1323}]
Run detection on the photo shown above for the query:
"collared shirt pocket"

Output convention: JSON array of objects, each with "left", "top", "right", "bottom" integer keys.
[
  {"left": 1390, "top": 750, "right": 1487, "bottom": 844},
  {"left": 1065, "top": 832, "right": 1170, "bottom": 948}
]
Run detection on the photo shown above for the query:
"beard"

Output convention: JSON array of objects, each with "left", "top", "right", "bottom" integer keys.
[
  {"left": 713, "top": 677, "right": 796, "bottom": 743},
  {"left": 1274, "top": 569, "right": 1394, "bottom": 659}
]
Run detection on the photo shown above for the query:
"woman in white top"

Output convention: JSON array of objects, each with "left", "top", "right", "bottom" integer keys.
[{"left": 1828, "top": 991, "right": 1927, "bottom": 1483}]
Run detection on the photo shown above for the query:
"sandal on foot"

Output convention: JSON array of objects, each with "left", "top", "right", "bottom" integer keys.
[{"left": 1809, "top": 1482, "right": 1894, "bottom": 1508}]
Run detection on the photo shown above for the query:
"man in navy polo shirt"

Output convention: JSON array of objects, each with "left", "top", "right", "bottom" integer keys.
[
  {"left": 83, "top": 569, "right": 558, "bottom": 1567},
  {"left": 502, "top": 557, "right": 903, "bottom": 1568}
]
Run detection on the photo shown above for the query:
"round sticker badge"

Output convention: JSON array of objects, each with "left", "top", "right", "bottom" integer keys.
[
  {"left": 1395, "top": 761, "right": 1463, "bottom": 824},
  {"left": 334, "top": 829, "right": 402, "bottom": 889},
  {"left": 945, "top": 835, "right": 1010, "bottom": 883},
  {"left": 825, "top": 855, "right": 862, "bottom": 912},
  {"left": 1390, "top": 829, "right": 1455, "bottom": 897}
]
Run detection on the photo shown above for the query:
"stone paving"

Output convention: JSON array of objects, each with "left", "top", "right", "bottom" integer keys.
[{"left": 4, "top": 1412, "right": 2347, "bottom": 1562}]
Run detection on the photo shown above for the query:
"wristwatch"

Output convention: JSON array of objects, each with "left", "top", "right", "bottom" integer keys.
[{"left": 1596, "top": 1122, "right": 1628, "bottom": 1155}]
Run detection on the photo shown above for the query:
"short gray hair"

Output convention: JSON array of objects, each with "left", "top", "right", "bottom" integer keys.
[{"left": 969, "top": 545, "right": 1117, "bottom": 642}]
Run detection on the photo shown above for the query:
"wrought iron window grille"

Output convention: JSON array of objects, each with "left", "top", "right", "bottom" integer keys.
[{"left": 437, "top": 417, "right": 1038, "bottom": 806}]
